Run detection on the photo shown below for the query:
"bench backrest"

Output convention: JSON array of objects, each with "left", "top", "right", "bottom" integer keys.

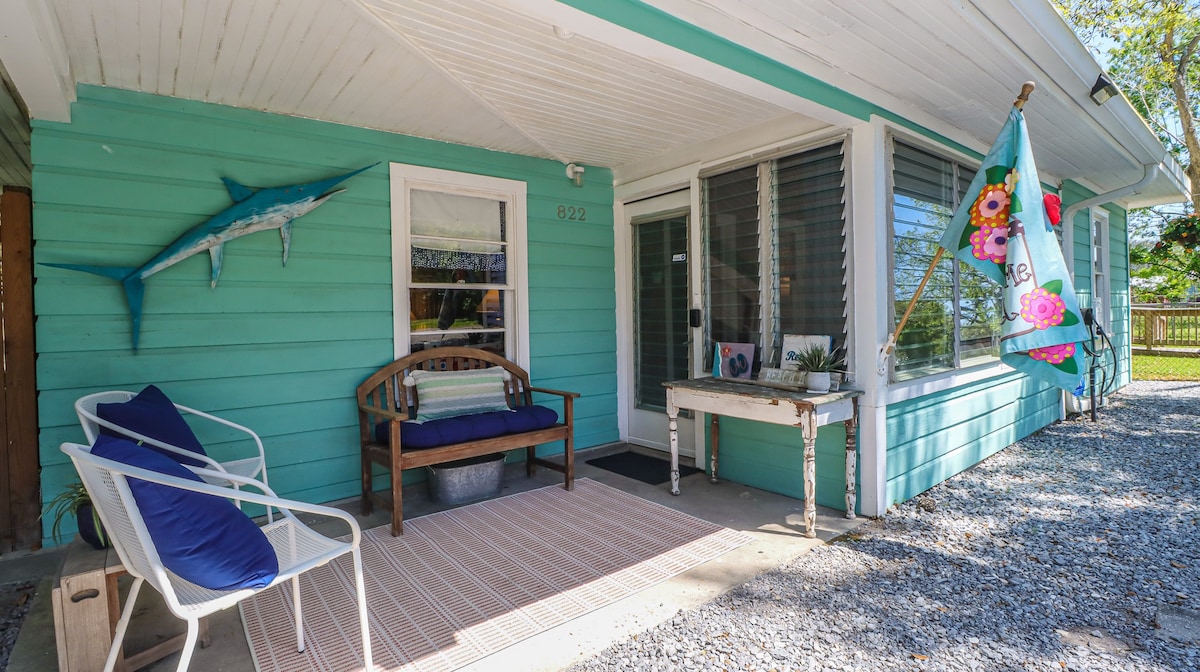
[{"left": 356, "top": 347, "right": 536, "bottom": 438}]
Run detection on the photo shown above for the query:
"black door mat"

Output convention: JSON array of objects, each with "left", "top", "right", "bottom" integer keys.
[{"left": 585, "top": 450, "right": 702, "bottom": 486}]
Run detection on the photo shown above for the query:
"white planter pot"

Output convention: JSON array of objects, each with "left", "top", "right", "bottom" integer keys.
[{"left": 805, "top": 371, "right": 831, "bottom": 394}]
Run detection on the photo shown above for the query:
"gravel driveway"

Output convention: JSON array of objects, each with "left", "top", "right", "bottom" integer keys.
[{"left": 569, "top": 380, "right": 1200, "bottom": 672}]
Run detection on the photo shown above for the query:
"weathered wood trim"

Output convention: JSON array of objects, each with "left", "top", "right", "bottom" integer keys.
[{"left": 1, "top": 186, "right": 39, "bottom": 551}]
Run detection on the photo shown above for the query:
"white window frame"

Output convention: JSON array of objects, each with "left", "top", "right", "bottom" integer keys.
[
  {"left": 885, "top": 132, "right": 1007, "bottom": 387},
  {"left": 699, "top": 138, "right": 852, "bottom": 373},
  {"left": 1090, "top": 207, "right": 1111, "bottom": 330},
  {"left": 389, "top": 163, "right": 529, "bottom": 367}
]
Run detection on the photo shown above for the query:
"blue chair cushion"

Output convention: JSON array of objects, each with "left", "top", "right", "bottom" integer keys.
[
  {"left": 377, "top": 404, "right": 560, "bottom": 449},
  {"left": 96, "top": 385, "right": 208, "bottom": 467},
  {"left": 91, "top": 435, "right": 278, "bottom": 591}
]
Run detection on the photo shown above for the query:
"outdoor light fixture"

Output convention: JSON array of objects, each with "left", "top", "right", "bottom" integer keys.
[
  {"left": 1089, "top": 73, "right": 1119, "bottom": 106},
  {"left": 565, "top": 163, "right": 585, "bottom": 187}
]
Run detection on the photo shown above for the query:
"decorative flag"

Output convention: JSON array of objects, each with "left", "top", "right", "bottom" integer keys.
[{"left": 937, "top": 106, "right": 1089, "bottom": 391}]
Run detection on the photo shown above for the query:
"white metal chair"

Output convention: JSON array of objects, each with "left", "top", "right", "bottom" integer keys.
[
  {"left": 60, "top": 442, "right": 374, "bottom": 672},
  {"left": 75, "top": 390, "right": 268, "bottom": 486}
]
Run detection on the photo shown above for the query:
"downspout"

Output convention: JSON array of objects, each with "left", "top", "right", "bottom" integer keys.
[
  {"left": 1060, "top": 162, "right": 1159, "bottom": 419},
  {"left": 1061, "top": 163, "right": 1160, "bottom": 226}
]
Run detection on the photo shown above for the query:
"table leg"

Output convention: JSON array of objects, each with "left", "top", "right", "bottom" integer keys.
[
  {"left": 710, "top": 414, "right": 720, "bottom": 483},
  {"left": 844, "top": 412, "right": 857, "bottom": 520},
  {"left": 801, "top": 410, "right": 818, "bottom": 539},
  {"left": 667, "top": 392, "right": 681, "bottom": 495}
]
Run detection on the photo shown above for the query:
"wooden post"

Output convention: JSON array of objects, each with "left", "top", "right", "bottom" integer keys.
[{"left": 1, "top": 186, "right": 40, "bottom": 551}]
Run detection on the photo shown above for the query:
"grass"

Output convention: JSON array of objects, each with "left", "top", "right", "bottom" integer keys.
[{"left": 1132, "top": 353, "right": 1200, "bottom": 381}]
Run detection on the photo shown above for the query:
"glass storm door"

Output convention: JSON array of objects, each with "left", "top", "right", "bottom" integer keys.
[{"left": 626, "top": 191, "right": 695, "bottom": 456}]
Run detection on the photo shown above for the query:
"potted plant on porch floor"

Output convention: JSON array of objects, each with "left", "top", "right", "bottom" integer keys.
[{"left": 44, "top": 482, "right": 108, "bottom": 549}]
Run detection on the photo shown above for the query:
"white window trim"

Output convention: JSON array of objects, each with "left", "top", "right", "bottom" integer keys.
[
  {"left": 1090, "top": 207, "right": 1111, "bottom": 331},
  {"left": 389, "top": 163, "right": 530, "bottom": 368},
  {"left": 882, "top": 121, "right": 1013, "bottom": 394}
]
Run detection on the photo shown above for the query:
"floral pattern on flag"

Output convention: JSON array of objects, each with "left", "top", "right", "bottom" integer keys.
[{"left": 937, "top": 107, "right": 1089, "bottom": 391}]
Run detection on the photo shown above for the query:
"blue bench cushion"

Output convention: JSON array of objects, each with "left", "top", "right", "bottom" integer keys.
[
  {"left": 96, "top": 385, "right": 208, "bottom": 467},
  {"left": 91, "top": 435, "right": 279, "bottom": 591},
  {"left": 376, "top": 404, "right": 560, "bottom": 449}
]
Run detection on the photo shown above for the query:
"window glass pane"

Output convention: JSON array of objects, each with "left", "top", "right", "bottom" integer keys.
[
  {"left": 703, "top": 165, "right": 762, "bottom": 369},
  {"left": 892, "top": 141, "right": 1001, "bottom": 380},
  {"left": 634, "top": 215, "right": 689, "bottom": 411},
  {"left": 411, "top": 190, "right": 505, "bottom": 243},
  {"left": 410, "top": 330, "right": 506, "bottom": 355},
  {"left": 409, "top": 286, "right": 506, "bottom": 353},
  {"left": 959, "top": 264, "right": 1002, "bottom": 364},
  {"left": 892, "top": 143, "right": 959, "bottom": 378},
  {"left": 773, "top": 143, "right": 848, "bottom": 360}
]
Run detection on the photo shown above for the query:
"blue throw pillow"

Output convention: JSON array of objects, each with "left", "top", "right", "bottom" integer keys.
[
  {"left": 96, "top": 385, "right": 208, "bottom": 467},
  {"left": 91, "top": 435, "right": 278, "bottom": 591}
]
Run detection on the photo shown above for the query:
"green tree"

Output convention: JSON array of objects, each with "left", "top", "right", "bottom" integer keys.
[
  {"left": 1053, "top": 1, "right": 1199, "bottom": 302},
  {"left": 1053, "top": 0, "right": 1198, "bottom": 212}
]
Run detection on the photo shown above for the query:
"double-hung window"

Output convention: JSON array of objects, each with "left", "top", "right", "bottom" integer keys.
[
  {"left": 889, "top": 138, "right": 1002, "bottom": 381},
  {"left": 390, "top": 164, "right": 527, "bottom": 362},
  {"left": 702, "top": 141, "right": 849, "bottom": 371}
]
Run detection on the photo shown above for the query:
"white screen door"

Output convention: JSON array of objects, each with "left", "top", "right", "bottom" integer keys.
[{"left": 625, "top": 191, "right": 695, "bottom": 456}]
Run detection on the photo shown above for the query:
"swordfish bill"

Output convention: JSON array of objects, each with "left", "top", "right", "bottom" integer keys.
[{"left": 43, "top": 163, "right": 377, "bottom": 350}]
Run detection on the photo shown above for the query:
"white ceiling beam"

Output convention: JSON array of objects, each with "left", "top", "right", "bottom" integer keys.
[{"left": 0, "top": 0, "right": 74, "bottom": 122}]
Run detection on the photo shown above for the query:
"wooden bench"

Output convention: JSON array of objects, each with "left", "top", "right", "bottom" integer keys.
[{"left": 356, "top": 347, "right": 578, "bottom": 535}]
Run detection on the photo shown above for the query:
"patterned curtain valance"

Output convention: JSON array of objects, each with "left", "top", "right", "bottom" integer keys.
[{"left": 412, "top": 247, "right": 507, "bottom": 272}]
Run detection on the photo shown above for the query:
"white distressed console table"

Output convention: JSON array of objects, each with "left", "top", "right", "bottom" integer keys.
[{"left": 663, "top": 378, "right": 862, "bottom": 538}]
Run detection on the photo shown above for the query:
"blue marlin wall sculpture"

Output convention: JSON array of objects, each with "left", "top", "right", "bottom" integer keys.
[{"left": 44, "top": 163, "right": 377, "bottom": 350}]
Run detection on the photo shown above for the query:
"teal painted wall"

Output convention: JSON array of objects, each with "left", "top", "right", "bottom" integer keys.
[
  {"left": 33, "top": 85, "right": 619, "bottom": 545},
  {"left": 885, "top": 373, "right": 1061, "bottom": 506},
  {"left": 1061, "top": 180, "right": 1132, "bottom": 393},
  {"left": 1108, "top": 206, "right": 1133, "bottom": 388},
  {"left": 700, "top": 416, "right": 855, "bottom": 513}
]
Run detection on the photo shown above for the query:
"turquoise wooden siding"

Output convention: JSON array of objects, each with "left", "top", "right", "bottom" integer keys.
[
  {"left": 1108, "top": 207, "right": 1133, "bottom": 388},
  {"left": 33, "top": 85, "right": 618, "bottom": 545},
  {"left": 1060, "top": 180, "right": 1132, "bottom": 393},
  {"left": 885, "top": 373, "right": 1060, "bottom": 506},
  {"left": 699, "top": 416, "right": 855, "bottom": 513}
]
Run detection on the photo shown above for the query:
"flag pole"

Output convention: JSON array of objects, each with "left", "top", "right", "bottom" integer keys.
[{"left": 877, "top": 82, "right": 1036, "bottom": 374}]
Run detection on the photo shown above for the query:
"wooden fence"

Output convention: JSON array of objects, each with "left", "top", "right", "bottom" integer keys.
[{"left": 1131, "top": 305, "right": 1200, "bottom": 352}]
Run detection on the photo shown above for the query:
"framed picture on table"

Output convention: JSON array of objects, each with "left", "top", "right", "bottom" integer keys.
[
  {"left": 781, "top": 334, "right": 832, "bottom": 370},
  {"left": 713, "top": 342, "right": 755, "bottom": 379}
]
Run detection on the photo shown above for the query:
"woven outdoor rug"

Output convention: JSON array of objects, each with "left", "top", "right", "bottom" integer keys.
[{"left": 240, "top": 478, "right": 752, "bottom": 672}]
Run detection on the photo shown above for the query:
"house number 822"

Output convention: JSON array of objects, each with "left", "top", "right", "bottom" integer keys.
[{"left": 556, "top": 205, "right": 586, "bottom": 221}]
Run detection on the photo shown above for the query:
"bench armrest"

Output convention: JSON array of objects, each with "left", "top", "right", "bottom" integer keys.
[
  {"left": 359, "top": 403, "right": 408, "bottom": 421},
  {"left": 527, "top": 387, "right": 581, "bottom": 399}
]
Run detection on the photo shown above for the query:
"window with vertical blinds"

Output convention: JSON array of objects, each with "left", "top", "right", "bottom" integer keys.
[
  {"left": 702, "top": 141, "right": 849, "bottom": 372},
  {"left": 890, "top": 139, "right": 1001, "bottom": 380},
  {"left": 773, "top": 143, "right": 848, "bottom": 362},
  {"left": 703, "top": 164, "right": 762, "bottom": 365}
]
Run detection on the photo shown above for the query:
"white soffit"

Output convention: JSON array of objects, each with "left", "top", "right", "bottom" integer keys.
[
  {"left": 355, "top": 0, "right": 808, "bottom": 167},
  {"left": 639, "top": 0, "right": 1188, "bottom": 206},
  {"left": 33, "top": 0, "right": 835, "bottom": 170}
]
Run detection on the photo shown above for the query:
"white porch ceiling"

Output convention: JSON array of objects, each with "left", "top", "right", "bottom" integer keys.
[{"left": 0, "top": 0, "right": 1189, "bottom": 206}]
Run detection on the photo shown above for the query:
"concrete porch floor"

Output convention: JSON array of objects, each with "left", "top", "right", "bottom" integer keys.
[{"left": 5, "top": 443, "right": 867, "bottom": 672}]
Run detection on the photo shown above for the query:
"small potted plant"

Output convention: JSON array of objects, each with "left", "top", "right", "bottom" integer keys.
[
  {"left": 795, "top": 344, "right": 843, "bottom": 393},
  {"left": 44, "top": 482, "right": 108, "bottom": 550}
]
